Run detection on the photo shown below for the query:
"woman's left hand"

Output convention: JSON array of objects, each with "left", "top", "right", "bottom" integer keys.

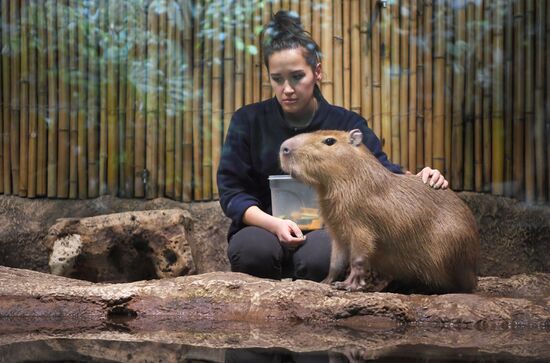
[{"left": 407, "top": 167, "right": 449, "bottom": 189}]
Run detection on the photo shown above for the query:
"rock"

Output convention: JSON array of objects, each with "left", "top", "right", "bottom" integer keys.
[{"left": 43, "top": 209, "right": 196, "bottom": 282}]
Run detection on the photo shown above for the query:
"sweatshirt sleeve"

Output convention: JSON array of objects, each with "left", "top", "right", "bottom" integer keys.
[{"left": 216, "top": 110, "right": 261, "bottom": 227}]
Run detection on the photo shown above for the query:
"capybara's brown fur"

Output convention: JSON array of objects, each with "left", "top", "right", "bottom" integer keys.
[{"left": 279, "top": 129, "right": 479, "bottom": 293}]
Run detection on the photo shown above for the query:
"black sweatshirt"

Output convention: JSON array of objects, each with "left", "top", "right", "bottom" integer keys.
[{"left": 217, "top": 90, "right": 402, "bottom": 240}]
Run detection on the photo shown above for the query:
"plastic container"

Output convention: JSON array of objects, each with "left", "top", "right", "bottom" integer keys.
[{"left": 268, "top": 175, "right": 323, "bottom": 231}]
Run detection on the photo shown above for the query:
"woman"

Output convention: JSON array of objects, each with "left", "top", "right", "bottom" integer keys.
[{"left": 217, "top": 10, "right": 448, "bottom": 282}]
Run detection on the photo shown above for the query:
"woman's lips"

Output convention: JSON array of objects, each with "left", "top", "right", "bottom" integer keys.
[{"left": 282, "top": 99, "right": 298, "bottom": 105}]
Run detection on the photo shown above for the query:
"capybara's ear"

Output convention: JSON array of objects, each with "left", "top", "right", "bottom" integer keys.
[{"left": 349, "top": 129, "right": 363, "bottom": 146}]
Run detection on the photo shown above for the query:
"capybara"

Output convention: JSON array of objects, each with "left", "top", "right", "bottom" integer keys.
[{"left": 279, "top": 129, "right": 479, "bottom": 294}]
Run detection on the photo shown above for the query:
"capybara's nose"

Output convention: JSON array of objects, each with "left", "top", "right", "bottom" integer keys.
[
  {"left": 281, "top": 146, "right": 291, "bottom": 155},
  {"left": 280, "top": 140, "right": 293, "bottom": 155}
]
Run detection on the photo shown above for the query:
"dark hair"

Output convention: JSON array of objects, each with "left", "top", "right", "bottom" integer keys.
[{"left": 262, "top": 10, "right": 321, "bottom": 71}]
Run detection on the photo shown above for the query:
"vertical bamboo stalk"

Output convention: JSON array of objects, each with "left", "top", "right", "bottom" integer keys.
[
  {"left": 380, "top": 1, "right": 391, "bottom": 157},
  {"left": 173, "top": 0, "right": 185, "bottom": 200},
  {"left": 546, "top": 0, "right": 550, "bottom": 200},
  {"left": 124, "top": 0, "right": 137, "bottom": 197},
  {"left": 451, "top": 2, "right": 466, "bottom": 190},
  {"left": 371, "top": 0, "right": 381, "bottom": 138},
  {"left": 20, "top": 0, "right": 29, "bottom": 197},
  {"left": 300, "top": 0, "right": 311, "bottom": 35},
  {"left": 27, "top": 0, "right": 38, "bottom": 198},
  {"left": 1, "top": 0, "right": 11, "bottom": 194},
  {"left": 423, "top": 0, "right": 433, "bottom": 169},
  {"left": 333, "top": 0, "right": 343, "bottom": 107},
  {"left": 390, "top": 2, "right": 400, "bottom": 164},
  {"left": 408, "top": 0, "right": 417, "bottom": 172},
  {"left": 68, "top": 0, "right": 78, "bottom": 198},
  {"left": 343, "top": 0, "right": 350, "bottom": 109},
  {"left": 399, "top": 0, "right": 410, "bottom": 170},
  {"left": 117, "top": 1, "right": 128, "bottom": 197},
  {"left": 311, "top": 0, "right": 321, "bottom": 50},
  {"left": 350, "top": 0, "right": 361, "bottom": 115},
  {"left": 244, "top": 0, "right": 253, "bottom": 105},
  {"left": 252, "top": 3, "right": 261, "bottom": 102},
  {"left": 99, "top": 0, "right": 108, "bottom": 195},
  {"left": 524, "top": 0, "right": 535, "bottom": 202},
  {"left": 182, "top": 0, "right": 193, "bottom": 201},
  {"left": 432, "top": 0, "right": 445, "bottom": 172},
  {"left": 491, "top": 0, "right": 505, "bottom": 196},
  {"left": 415, "top": 1, "right": 424, "bottom": 172},
  {"left": 260, "top": 0, "right": 272, "bottom": 100},
  {"left": 482, "top": 0, "right": 492, "bottom": 193},
  {"left": 0, "top": 1, "right": 5, "bottom": 194},
  {"left": 133, "top": 0, "right": 146, "bottom": 198},
  {"left": 57, "top": 0, "right": 70, "bottom": 198},
  {"left": 157, "top": 1, "right": 167, "bottom": 197},
  {"left": 87, "top": 0, "right": 99, "bottom": 197},
  {"left": 290, "top": 0, "right": 299, "bottom": 13},
  {"left": 146, "top": 1, "right": 159, "bottom": 199},
  {"left": 443, "top": 3, "right": 453, "bottom": 180},
  {"left": 503, "top": 0, "right": 513, "bottom": 197},
  {"left": 463, "top": 1, "right": 476, "bottom": 191},
  {"left": 165, "top": 0, "right": 177, "bottom": 199},
  {"left": 234, "top": 0, "right": 244, "bottom": 112},
  {"left": 37, "top": 0, "right": 49, "bottom": 196},
  {"left": 10, "top": 0, "right": 21, "bottom": 195},
  {"left": 192, "top": 0, "right": 203, "bottom": 200},
  {"left": 212, "top": 4, "right": 223, "bottom": 199},
  {"left": 320, "top": 0, "right": 333, "bottom": 103},
  {"left": 202, "top": 3, "right": 212, "bottom": 200},
  {"left": 360, "top": 0, "right": 371, "bottom": 123},
  {"left": 106, "top": 0, "right": 119, "bottom": 196},
  {"left": 76, "top": 0, "right": 88, "bottom": 199},
  {"left": 46, "top": 0, "right": 57, "bottom": 197},
  {"left": 534, "top": 0, "right": 546, "bottom": 203},
  {"left": 224, "top": 0, "right": 236, "bottom": 134},
  {"left": 474, "top": 0, "right": 483, "bottom": 191}
]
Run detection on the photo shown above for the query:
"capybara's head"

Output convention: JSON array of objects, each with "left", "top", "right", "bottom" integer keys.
[{"left": 280, "top": 129, "right": 369, "bottom": 186}]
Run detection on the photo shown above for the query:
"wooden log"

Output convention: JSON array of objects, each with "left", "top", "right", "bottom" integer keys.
[
  {"left": 320, "top": 0, "right": 333, "bottom": 103},
  {"left": 46, "top": 0, "right": 57, "bottom": 197},
  {"left": 491, "top": 0, "right": 505, "bottom": 196},
  {"left": 399, "top": 0, "right": 409, "bottom": 170},
  {"left": 35, "top": 0, "right": 47, "bottom": 196},
  {"left": 146, "top": 1, "right": 159, "bottom": 199},
  {"left": 432, "top": 0, "right": 445, "bottom": 173},
  {"left": 133, "top": 0, "right": 147, "bottom": 198},
  {"left": 524, "top": 0, "right": 535, "bottom": 202},
  {"left": 333, "top": 0, "right": 343, "bottom": 107},
  {"left": 390, "top": 2, "right": 400, "bottom": 164},
  {"left": 19, "top": 0, "right": 29, "bottom": 197},
  {"left": 350, "top": 0, "right": 361, "bottom": 115},
  {"left": 10, "top": 0, "right": 21, "bottom": 195},
  {"left": 87, "top": 0, "right": 100, "bottom": 198},
  {"left": 451, "top": 2, "right": 466, "bottom": 190}
]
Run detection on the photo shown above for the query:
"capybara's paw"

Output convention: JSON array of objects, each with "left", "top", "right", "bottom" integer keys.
[{"left": 332, "top": 280, "right": 368, "bottom": 292}]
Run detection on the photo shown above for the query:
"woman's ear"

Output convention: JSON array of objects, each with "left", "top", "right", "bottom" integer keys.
[{"left": 315, "top": 63, "right": 322, "bottom": 82}]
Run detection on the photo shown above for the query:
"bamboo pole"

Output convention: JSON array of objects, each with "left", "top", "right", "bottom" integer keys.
[
  {"left": 444, "top": 3, "right": 453, "bottom": 180},
  {"left": 106, "top": 0, "right": 119, "bottom": 196},
  {"left": 380, "top": 1, "right": 391, "bottom": 158},
  {"left": 166, "top": 0, "right": 178, "bottom": 199},
  {"left": 451, "top": 3, "right": 466, "bottom": 190},
  {"left": 333, "top": 0, "right": 343, "bottom": 107},
  {"left": 432, "top": 0, "right": 445, "bottom": 173},
  {"left": 146, "top": 1, "right": 159, "bottom": 199},
  {"left": 46, "top": 0, "right": 57, "bottom": 197},
  {"left": 212, "top": 4, "right": 223, "bottom": 199},
  {"left": 252, "top": 3, "right": 261, "bottom": 102},
  {"left": 503, "top": 0, "right": 513, "bottom": 197},
  {"left": 87, "top": 0, "right": 99, "bottom": 197},
  {"left": 463, "top": 1, "right": 475, "bottom": 191},
  {"left": 491, "top": 0, "right": 504, "bottom": 196},
  {"left": 202, "top": 2, "right": 213, "bottom": 201},
  {"left": 99, "top": 0, "right": 108, "bottom": 196},
  {"left": 124, "top": 0, "right": 138, "bottom": 198},
  {"left": 408, "top": 0, "right": 417, "bottom": 172},
  {"left": 534, "top": 0, "right": 546, "bottom": 203},
  {"left": 311, "top": 0, "right": 321, "bottom": 53},
  {"left": 224, "top": 0, "right": 236, "bottom": 136},
  {"left": 371, "top": 0, "right": 381, "bottom": 138},
  {"left": 68, "top": 0, "right": 78, "bottom": 199},
  {"left": 415, "top": 1, "right": 424, "bottom": 172},
  {"left": 75, "top": 0, "right": 88, "bottom": 199},
  {"left": 320, "top": 0, "right": 333, "bottom": 103},
  {"left": 390, "top": 2, "right": 400, "bottom": 164},
  {"left": 10, "top": 0, "right": 21, "bottom": 196},
  {"left": 350, "top": 0, "right": 361, "bottom": 115},
  {"left": 20, "top": 0, "right": 29, "bottom": 197},
  {"left": 482, "top": 0, "right": 492, "bottom": 193},
  {"left": 360, "top": 0, "right": 371, "bottom": 123},
  {"left": 343, "top": 0, "right": 350, "bottom": 109},
  {"left": 234, "top": 0, "right": 244, "bottom": 112},
  {"left": 244, "top": 0, "right": 253, "bottom": 105},
  {"left": 547, "top": 0, "right": 550, "bottom": 201},
  {"left": 157, "top": 1, "right": 167, "bottom": 197},
  {"left": 300, "top": 0, "right": 311, "bottom": 35},
  {"left": 174, "top": 0, "right": 185, "bottom": 200},
  {"left": 133, "top": 0, "right": 147, "bottom": 198},
  {"left": 27, "top": 0, "right": 38, "bottom": 198},
  {"left": 474, "top": 0, "right": 483, "bottom": 191},
  {"left": 0, "top": 2, "right": 4, "bottom": 194},
  {"left": 290, "top": 0, "right": 299, "bottom": 15},
  {"left": 36, "top": 0, "right": 48, "bottom": 196},
  {"left": 182, "top": 0, "right": 193, "bottom": 201},
  {"left": 1, "top": 0, "right": 10, "bottom": 194},
  {"left": 192, "top": 0, "right": 203, "bottom": 200},
  {"left": 524, "top": 0, "right": 535, "bottom": 202},
  {"left": 117, "top": 1, "right": 127, "bottom": 197},
  {"left": 57, "top": 0, "right": 70, "bottom": 198},
  {"left": 260, "top": 0, "right": 271, "bottom": 100},
  {"left": 399, "top": 0, "right": 409, "bottom": 170},
  {"left": 423, "top": 0, "right": 433, "bottom": 169}
]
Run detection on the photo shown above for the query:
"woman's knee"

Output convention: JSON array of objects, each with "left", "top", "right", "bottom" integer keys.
[{"left": 227, "top": 226, "right": 284, "bottom": 279}]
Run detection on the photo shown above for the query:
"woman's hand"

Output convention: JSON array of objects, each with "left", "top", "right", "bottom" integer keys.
[
  {"left": 406, "top": 167, "right": 449, "bottom": 189},
  {"left": 272, "top": 218, "right": 306, "bottom": 248}
]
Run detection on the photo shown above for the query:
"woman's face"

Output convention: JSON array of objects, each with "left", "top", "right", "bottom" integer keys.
[{"left": 267, "top": 48, "right": 322, "bottom": 119}]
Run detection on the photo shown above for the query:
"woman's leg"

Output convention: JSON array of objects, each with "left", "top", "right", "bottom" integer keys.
[
  {"left": 227, "top": 226, "right": 285, "bottom": 280},
  {"left": 292, "top": 229, "right": 332, "bottom": 282}
]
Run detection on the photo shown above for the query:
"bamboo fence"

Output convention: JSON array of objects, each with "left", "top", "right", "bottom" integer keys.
[{"left": 0, "top": 0, "right": 548, "bottom": 204}]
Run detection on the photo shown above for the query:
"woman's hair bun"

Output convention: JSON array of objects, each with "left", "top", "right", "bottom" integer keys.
[{"left": 265, "top": 10, "right": 303, "bottom": 42}]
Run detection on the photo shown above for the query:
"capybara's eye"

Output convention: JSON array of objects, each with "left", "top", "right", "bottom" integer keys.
[{"left": 323, "top": 137, "right": 337, "bottom": 146}]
